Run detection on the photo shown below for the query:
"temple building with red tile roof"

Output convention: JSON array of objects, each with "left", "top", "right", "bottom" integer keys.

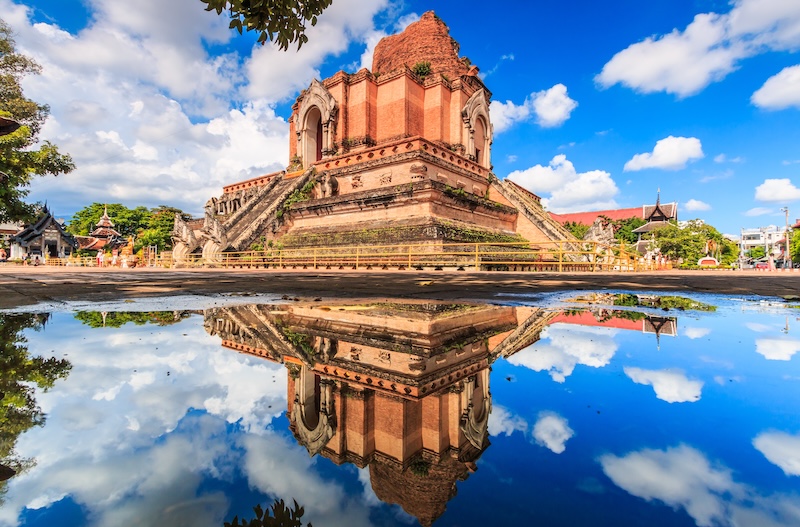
[{"left": 74, "top": 206, "right": 125, "bottom": 252}]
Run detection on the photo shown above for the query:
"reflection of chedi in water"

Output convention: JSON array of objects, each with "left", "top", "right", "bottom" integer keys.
[
  {"left": 205, "top": 302, "right": 554, "bottom": 525},
  {"left": 204, "top": 301, "right": 675, "bottom": 525}
]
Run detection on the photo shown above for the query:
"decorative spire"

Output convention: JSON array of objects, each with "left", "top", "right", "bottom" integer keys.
[{"left": 96, "top": 205, "right": 115, "bottom": 228}]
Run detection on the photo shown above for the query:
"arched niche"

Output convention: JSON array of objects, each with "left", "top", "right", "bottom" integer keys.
[
  {"left": 461, "top": 89, "right": 493, "bottom": 169},
  {"left": 460, "top": 369, "right": 491, "bottom": 450},
  {"left": 296, "top": 79, "right": 338, "bottom": 169},
  {"left": 291, "top": 367, "right": 336, "bottom": 456}
]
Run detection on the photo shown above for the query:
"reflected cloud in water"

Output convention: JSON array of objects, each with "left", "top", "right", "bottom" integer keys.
[
  {"left": 1, "top": 294, "right": 799, "bottom": 526},
  {"left": 532, "top": 412, "right": 573, "bottom": 454},
  {"left": 600, "top": 444, "right": 800, "bottom": 527},
  {"left": 755, "top": 338, "right": 800, "bottom": 361},
  {"left": 753, "top": 431, "right": 800, "bottom": 476},
  {"left": 624, "top": 367, "right": 704, "bottom": 403}
]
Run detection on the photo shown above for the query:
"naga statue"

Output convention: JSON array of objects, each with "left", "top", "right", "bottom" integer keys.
[{"left": 172, "top": 213, "right": 199, "bottom": 262}]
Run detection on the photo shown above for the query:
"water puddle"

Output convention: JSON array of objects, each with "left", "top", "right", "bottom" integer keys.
[{"left": 1, "top": 293, "right": 798, "bottom": 526}]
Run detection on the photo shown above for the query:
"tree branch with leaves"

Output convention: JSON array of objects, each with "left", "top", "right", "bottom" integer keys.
[
  {"left": 0, "top": 20, "right": 74, "bottom": 223},
  {"left": 201, "top": 0, "right": 334, "bottom": 50}
]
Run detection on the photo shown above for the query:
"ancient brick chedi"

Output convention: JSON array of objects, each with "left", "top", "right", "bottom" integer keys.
[{"left": 173, "top": 12, "right": 573, "bottom": 261}]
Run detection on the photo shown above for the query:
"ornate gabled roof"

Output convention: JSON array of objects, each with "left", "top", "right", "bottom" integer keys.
[
  {"left": 13, "top": 207, "right": 77, "bottom": 248},
  {"left": 90, "top": 206, "right": 122, "bottom": 238}
]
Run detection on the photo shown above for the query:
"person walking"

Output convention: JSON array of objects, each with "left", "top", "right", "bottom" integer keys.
[{"left": 97, "top": 250, "right": 104, "bottom": 267}]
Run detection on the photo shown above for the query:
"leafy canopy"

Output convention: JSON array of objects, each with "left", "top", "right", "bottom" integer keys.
[
  {"left": 201, "top": 0, "right": 334, "bottom": 50},
  {"left": 67, "top": 203, "right": 191, "bottom": 252},
  {"left": 0, "top": 20, "right": 74, "bottom": 223},
  {"left": 649, "top": 219, "right": 739, "bottom": 267},
  {"left": 0, "top": 314, "right": 71, "bottom": 499}
]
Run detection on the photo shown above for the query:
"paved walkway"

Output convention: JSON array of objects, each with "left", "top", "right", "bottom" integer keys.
[{"left": 2, "top": 266, "right": 800, "bottom": 310}]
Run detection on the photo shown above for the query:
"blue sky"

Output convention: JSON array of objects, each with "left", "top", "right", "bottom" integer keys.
[{"left": 3, "top": 0, "right": 799, "bottom": 235}]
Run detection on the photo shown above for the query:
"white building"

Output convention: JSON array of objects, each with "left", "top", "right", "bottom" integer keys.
[{"left": 740, "top": 225, "right": 787, "bottom": 257}]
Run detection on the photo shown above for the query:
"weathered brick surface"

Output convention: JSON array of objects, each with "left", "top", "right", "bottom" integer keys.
[{"left": 372, "top": 11, "right": 471, "bottom": 79}]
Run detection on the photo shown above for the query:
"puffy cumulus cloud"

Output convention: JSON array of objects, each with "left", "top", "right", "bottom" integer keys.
[
  {"left": 532, "top": 412, "right": 574, "bottom": 454},
  {"left": 599, "top": 445, "right": 742, "bottom": 527},
  {"left": 531, "top": 84, "right": 578, "bottom": 128},
  {"left": 755, "top": 338, "right": 800, "bottom": 360},
  {"left": 685, "top": 199, "right": 712, "bottom": 211},
  {"left": 506, "top": 155, "right": 619, "bottom": 213},
  {"left": 596, "top": 0, "right": 800, "bottom": 97},
  {"left": 0, "top": 313, "right": 289, "bottom": 525},
  {"left": 624, "top": 136, "right": 704, "bottom": 172},
  {"left": 488, "top": 405, "right": 528, "bottom": 437},
  {"left": 755, "top": 179, "right": 800, "bottom": 202},
  {"left": 624, "top": 367, "right": 704, "bottom": 403},
  {"left": 753, "top": 431, "right": 800, "bottom": 476},
  {"left": 2, "top": 0, "right": 393, "bottom": 215},
  {"left": 489, "top": 83, "right": 577, "bottom": 133},
  {"left": 685, "top": 327, "right": 712, "bottom": 339},
  {"left": 507, "top": 324, "right": 618, "bottom": 383},
  {"left": 490, "top": 99, "right": 531, "bottom": 134}
]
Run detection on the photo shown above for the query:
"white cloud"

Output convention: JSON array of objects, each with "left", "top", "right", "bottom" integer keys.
[
  {"left": 685, "top": 327, "right": 712, "bottom": 339},
  {"left": 624, "top": 367, "right": 704, "bottom": 403},
  {"left": 714, "top": 154, "right": 743, "bottom": 163},
  {"left": 745, "top": 207, "right": 774, "bottom": 217},
  {"left": 532, "top": 412, "right": 574, "bottom": 454},
  {"left": 755, "top": 179, "right": 800, "bottom": 202},
  {"left": 624, "top": 136, "right": 704, "bottom": 172},
  {"left": 1, "top": 0, "right": 394, "bottom": 216},
  {"left": 599, "top": 445, "right": 741, "bottom": 527},
  {"left": 507, "top": 324, "right": 618, "bottom": 382},
  {"left": 531, "top": 84, "right": 578, "bottom": 127},
  {"left": 755, "top": 338, "right": 800, "bottom": 360},
  {"left": 596, "top": 1, "right": 800, "bottom": 97},
  {"left": 753, "top": 65, "right": 800, "bottom": 109},
  {"left": 488, "top": 405, "right": 528, "bottom": 437},
  {"left": 753, "top": 431, "right": 800, "bottom": 476},
  {"left": 686, "top": 199, "right": 712, "bottom": 211},
  {"left": 507, "top": 155, "right": 619, "bottom": 213},
  {"left": 490, "top": 83, "right": 577, "bottom": 133},
  {"left": 506, "top": 154, "right": 518, "bottom": 163}
]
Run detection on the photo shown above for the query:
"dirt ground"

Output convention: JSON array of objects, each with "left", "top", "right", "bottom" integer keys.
[{"left": 2, "top": 266, "right": 800, "bottom": 310}]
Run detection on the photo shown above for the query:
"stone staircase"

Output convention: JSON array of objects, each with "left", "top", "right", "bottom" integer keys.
[
  {"left": 223, "top": 168, "right": 315, "bottom": 251},
  {"left": 491, "top": 178, "right": 585, "bottom": 261},
  {"left": 490, "top": 310, "right": 559, "bottom": 360}
]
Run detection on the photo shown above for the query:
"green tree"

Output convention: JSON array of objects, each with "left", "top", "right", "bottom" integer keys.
[
  {"left": 651, "top": 220, "right": 738, "bottom": 267},
  {"left": 748, "top": 246, "right": 766, "bottom": 260},
  {"left": 0, "top": 20, "right": 74, "bottom": 223},
  {"left": 74, "top": 311, "right": 190, "bottom": 328},
  {"left": 613, "top": 217, "right": 647, "bottom": 244},
  {"left": 0, "top": 314, "right": 71, "bottom": 498},
  {"left": 564, "top": 221, "right": 589, "bottom": 239},
  {"left": 67, "top": 203, "right": 191, "bottom": 251},
  {"left": 201, "top": 0, "right": 333, "bottom": 50},
  {"left": 791, "top": 230, "right": 800, "bottom": 265},
  {"left": 138, "top": 205, "right": 192, "bottom": 251}
]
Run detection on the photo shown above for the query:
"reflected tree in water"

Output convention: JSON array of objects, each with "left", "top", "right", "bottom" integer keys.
[
  {"left": 226, "top": 499, "right": 312, "bottom": 527},
  {"left": 74, "top": 311, "right": 191, "bottom": 328},
  {"left": 0, "top": 313, "right": 71, "bottom": 496}
]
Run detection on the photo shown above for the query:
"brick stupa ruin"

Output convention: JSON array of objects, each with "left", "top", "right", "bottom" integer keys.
[{"left": 173, "top": 12, "right": 574, "bottom": 261}]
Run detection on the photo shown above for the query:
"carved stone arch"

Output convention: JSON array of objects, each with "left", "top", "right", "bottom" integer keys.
[
  {"left": 291, "top": 368, "right": 336, "bottom": 456},
  {"left": 461, "top": 89, "right": 493, "bottom": 169},
  {"left": 296, "top": 79, "right": 339, "bottom": 168},
  {"left": 459, "top": 369, "right": 492, "bottom": 450}
]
